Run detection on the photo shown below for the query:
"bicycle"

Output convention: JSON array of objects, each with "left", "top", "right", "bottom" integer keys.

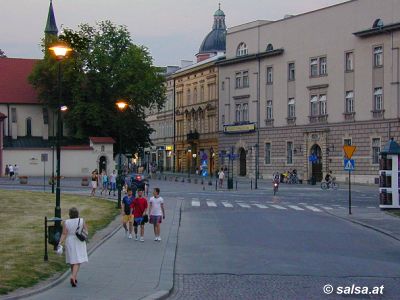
[{"left": 321, "top": 177, "right": 339, "bottom": 190}]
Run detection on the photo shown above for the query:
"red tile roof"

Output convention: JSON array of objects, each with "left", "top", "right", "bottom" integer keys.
[
  {"left": 89, "top": 137, "right": 116, "bottom": 144},
  {"left": 0, "top": 58, "right": 41, "bottom": 104},
  {"left": 61, "top": 145, "right": 93, "bottom": 150}
]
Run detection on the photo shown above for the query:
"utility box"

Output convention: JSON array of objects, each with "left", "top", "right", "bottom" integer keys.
[{"left": 379, "top": 138, "right": 400, "bottom": 209}]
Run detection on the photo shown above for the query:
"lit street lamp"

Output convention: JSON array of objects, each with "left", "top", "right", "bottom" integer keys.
[
  {"left": 187, "top": 147, "right": 192, "bottom": 179},
  {"left": 49, "top": 41, "right": 72, "bottom": 237},
  {"left": 116, "top": 100, "right": 128, "bottom": 209}
]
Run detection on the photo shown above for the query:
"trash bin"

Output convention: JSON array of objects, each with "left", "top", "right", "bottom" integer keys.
[
  {"left": 227, "top": 178, "right": 233, "bottom": 189},
  {"left": 311, "top": 176, "right": 316, "bottom": 185},
  {"left": 48, "top": 225, "right": 62, "bottom": 246}
]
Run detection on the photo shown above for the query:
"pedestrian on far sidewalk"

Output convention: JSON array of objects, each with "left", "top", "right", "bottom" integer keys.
[
  {"left": 149, "top": 187, "right": 165, "bottom": 242},
  {"left": 14, "top": 164, "right": 19, "bottom": 179},
  {"left": 109, "top": 170, "right": 117, "bottom": 196},
  {"left": 100, "top": 171, "right": 108, "bottom": 196},
  {"left": 5, "top": 164, "right": 9, "bottom": 177},
  {"left": 9, "top": 164, "right": 14, "bottom": 180},
  {"left": 131, "top": 189, "right": 148, "bottom": 242},
  {"left": 218, "top": 168, "right": 225, "bottom": 188},
  {"left": 122, "top": 188, "right": 134, "bottom": 239},
  {"left": 90, "top": 169, "right": 98, "bottom": 196}
]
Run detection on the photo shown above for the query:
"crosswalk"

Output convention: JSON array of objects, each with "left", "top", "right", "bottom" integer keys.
[{"left": 188, "top": 198, "right": 377, "bottom": 212}]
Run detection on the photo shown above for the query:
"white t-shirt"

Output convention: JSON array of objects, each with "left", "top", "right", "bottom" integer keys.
[
  {"left": 219, "top": 171, "right": 225, "bottom": 180},
  {"left": 149, "top": 196, "right": 164, "bottom": 216},
  {"left": 110, "top": 173, "right": 117, "bottom": 183},
  {"left": 9, "top": 165, "right": 14, "bottom": 172}
]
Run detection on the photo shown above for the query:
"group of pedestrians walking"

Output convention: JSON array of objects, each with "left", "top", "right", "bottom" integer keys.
[
  {"left": 90, "top": 169, "right": 117, "bottom": 196},
  {"left": 4, "top": 164, "right": 18, "bottom": 180},
  {"left": 121, "top": 187, "right": 165, "bottom": 242}
]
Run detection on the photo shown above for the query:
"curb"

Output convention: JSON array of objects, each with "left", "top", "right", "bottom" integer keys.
[
  {"left": 1, "top": 216, "right": 122, "bottom": 300},
  {"left": 141, "top": 198, "right": 183, "bottom": 300},
  {"left": 325, "top": 210, "right": 400, "bottom": 243}
]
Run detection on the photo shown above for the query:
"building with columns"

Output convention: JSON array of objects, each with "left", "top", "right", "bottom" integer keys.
[
  {"left": 172, "top": 6, "right": 227, "bottom": 176},
  {"left": 218, "top": 0, "right": 400, "bottom": 184}
]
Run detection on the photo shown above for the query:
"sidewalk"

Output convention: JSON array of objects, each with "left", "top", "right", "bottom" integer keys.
[
  {"left": 326, "top": 207, "right": 400, "bottom": 242},
  {"left": 1, "top": 197, "right": 182, "bottom": 300}
]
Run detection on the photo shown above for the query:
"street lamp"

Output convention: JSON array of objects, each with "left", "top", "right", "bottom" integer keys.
[
  {"left": 192, "top": 153, "right": 197, "bottom": 174},
  {"left": 116, "top": 100, "right": 128, "bottom": 209},
  {"left": 49, "top": 41, "right": 72, "bottom": 237},
  {"left": 187, "top": 148, "right": 192, "bottom": 179}
]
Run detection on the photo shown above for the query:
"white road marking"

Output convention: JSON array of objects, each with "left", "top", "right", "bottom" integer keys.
[
  {"left": 222, "top": 201, "right": 233, "bottom": 208},
  {"left": 191, "top": 200, "right": 201, "bottom": 207},
  {"left": 206, "top": 201, "right": 217, "bottom": 207},
  {"left": 288, "top": 205, "right": 304, "bottom": 211},
  {"left": 253, "top": 204, "right": 268, "bottom": 209},
  {"left": 320, "top": 206, "right": 333, "bottom": 210},
  {"left": 304, "top": 205, "right": 322, "bottom": 212},
  {"left": 237, "top": 203, "right": 251, "bottom": 208},
  {"left": 270, "top": 205, "right": 287, "bottom": 210}
]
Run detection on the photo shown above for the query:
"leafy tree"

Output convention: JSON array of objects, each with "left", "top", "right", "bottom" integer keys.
[
  {"left": 0, "top": 49, "right": 6, "bottom": 57},
  {"left": 29, "top": 21, "right": 165, "bottom": 153}
]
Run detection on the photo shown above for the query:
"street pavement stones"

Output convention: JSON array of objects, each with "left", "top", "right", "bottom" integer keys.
[{"left": 3, "top": 198, "right": 182, "bottom": 300}]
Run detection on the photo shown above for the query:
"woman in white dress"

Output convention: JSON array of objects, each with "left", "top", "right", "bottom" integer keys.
[{"left": 58, "top": 207, "right": 88, "bottom": 287}]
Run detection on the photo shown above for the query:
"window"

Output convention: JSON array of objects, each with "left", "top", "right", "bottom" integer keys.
[
  {"left": 242, "top": 104, "right": 249, "bottom": 122},
  {"left": 345, "top": 52, "right": 354, "bottom": 71},
  {"left": 319, "top": 95, "right": 327, "bottom": 115},
  {"left": 310, "top": 58, "right": 318, "bottom": 77},
  {"left": 11, "top": 108, "right": 17, "bottom": 123},
  {"left": 372, "top": 138, "right": 381, "bottom": 164},
  {"left": 221, "top": 114, "right": 225, "bottom": 125},
  {"left": 265, "top": 143, "right": 271, "bottom": 165},
  {"left": 345, "top": 91, "right": 354, "bottom": 113},
  {"left": 43, "top": 108, "right": 49, "bottom": 124},
  {"left": 310, "top": 95, "right": 319, "bottom": 116},
  {"left": 374, "top": 46, "right": 383, "bottom": 67},
  {"left": 237, "top": 42, "right": 248, "bottom": 57},
  {"left": 187, "top": 89, "right": 191, "bottom": 105},
  {"left": 374, "top": 88, "right": 383, "bottom": 111},
  {"left": 243, "top": 71, "right": 249, "bottom": 88},
  {"left": 235, "top": 104, "right": 241, "bottom": 122},
  {"left": 266, "top": 100, "right": 273, "bottom": 120},
  {"left": 288, "top": 98, "right": 295, "bottom": 118},
  {"left": 344, "top": 138, "right": 352, "bottom": 146},
  {"left": 101, "top": 145, "right": 105, "bottom": 152},
  {"left": 287, "top": 142, "right": 293, "bottom": 164},
  {"left": 193, "top": 88, "right": 197, "bottom": 104},
  {"left": 288, "top": 63, "right": 295, "bottom": 81},
  {"left": 26, "top": 118, "right": 32, "bottom": 136},
  {"left": 235, "top": 72, "right": 242, "bottom": 89},
  {"left": 319, "top": 57, "right": 327, "bottom": 75},
  {"left": 200, "top": 86, "right": 204, "bottom": 101},
  {"left": 266, "top": 67, "right": 273, "bottom": 84},
  {"left": 221, "top": 81, "right": 225, "bottom": 91}
]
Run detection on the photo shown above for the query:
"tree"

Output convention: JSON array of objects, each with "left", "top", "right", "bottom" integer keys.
[
  {"left": 0, "top": 49, "right": 6, "bottom": 57},
  {"left": 29, "top": 21, "right": 165, "bottom": 153}
]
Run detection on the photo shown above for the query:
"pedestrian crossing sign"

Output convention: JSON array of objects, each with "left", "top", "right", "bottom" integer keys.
[{"left": 344, "top": 159, "right": 355, "bottom": 171}]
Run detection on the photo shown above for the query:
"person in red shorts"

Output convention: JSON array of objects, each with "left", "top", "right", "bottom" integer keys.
[{"left": 131, "top": 189, "right": 148, "bottom": 242}]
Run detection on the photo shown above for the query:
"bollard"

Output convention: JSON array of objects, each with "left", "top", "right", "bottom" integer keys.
[
  {"left": 44, "top": 216, "right": 48, "bottom": 261},
  {"left": 251, "top": 179, "right": 253, "bottom": 190},
  {"left": 215, "top": 179, "right": 218, "bottom": 190}
]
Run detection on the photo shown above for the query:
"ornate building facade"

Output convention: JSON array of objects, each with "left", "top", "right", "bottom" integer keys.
[{"left": 218, "top": 0, "right": 400, "bottom": 184}]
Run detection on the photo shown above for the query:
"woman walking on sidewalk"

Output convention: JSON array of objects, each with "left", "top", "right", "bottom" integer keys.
[
  {"left": 58, "top": 207, "right": 88, "bottom": 287},
  {"left": 90, "top": 170, "right": 98, "bottom": 196}
]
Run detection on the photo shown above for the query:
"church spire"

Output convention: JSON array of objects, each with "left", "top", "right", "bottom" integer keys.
[
  {"left": 45, "top": 0, "right": 58, "bottom": 36},
  {"left": 213, "top": 4, "right": 226, "bottom": 30}
]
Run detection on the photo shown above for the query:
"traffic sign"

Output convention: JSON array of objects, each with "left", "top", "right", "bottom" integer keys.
[
  {"left": 343, "top": 145, "right": 356, "bottom": 159},
  {"left": 308, "top": 155, "right": 317, "bottom": 162},
  {"left": 344, "top": 159, "right": 355, "bottom": 171}
]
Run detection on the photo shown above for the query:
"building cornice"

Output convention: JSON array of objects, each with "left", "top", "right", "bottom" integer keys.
[
  {"left": 353, "top": 22, "right": 400, "bottom": 38},
  {"left": 216, "top": 49, "right": 284, "bottom": 66}
]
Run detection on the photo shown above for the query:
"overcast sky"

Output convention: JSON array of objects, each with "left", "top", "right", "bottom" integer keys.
[{"left": 1, "top": 0, "right": 347, "bottom": 66}]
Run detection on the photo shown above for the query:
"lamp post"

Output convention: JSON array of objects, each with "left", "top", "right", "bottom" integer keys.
[
  {"left": 116, "top": 100, "right": 128, "bottom": 209},
  {"left": 49, "top": 42, "right": 72, "bottom": 231},
  {"left": 192, "top": 153, "right": 197, "bottom": 174},
  {"left": 187, "top": 147, "right": 192, "bottom": 179}
]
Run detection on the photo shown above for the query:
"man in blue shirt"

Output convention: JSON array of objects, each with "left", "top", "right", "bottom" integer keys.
[{"left": 122, "top": 188, "right": 134, "bottom": 239}]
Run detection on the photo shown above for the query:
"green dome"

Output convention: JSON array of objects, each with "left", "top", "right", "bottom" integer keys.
[{"left": 214, "top": 9, "right": 225, "bottom": 17}]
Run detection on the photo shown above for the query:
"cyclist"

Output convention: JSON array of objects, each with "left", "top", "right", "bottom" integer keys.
[{"left": 325, "top": 170, "right": 333, "bottom": 187}]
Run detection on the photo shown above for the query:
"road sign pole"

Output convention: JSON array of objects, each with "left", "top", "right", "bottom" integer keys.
[
  {"left": 43, "top": 161, "right": 46, "bottom": 192},
  {"left": 348, "top": 170, "right": 352, "bottom": 215}
]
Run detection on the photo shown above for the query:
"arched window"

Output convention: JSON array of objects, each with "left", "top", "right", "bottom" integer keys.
[
  {"left": 266, "top": 43, "right": 274, "bottom": 51},
  {"left": 373, "top": 19, "right": 384, "bottom": 28},
  {"left": 26, "top": 118, "right": 32, "bottom": 136},
  {"left": 236, "top": 42, "right": 248, "bottom": 57}
]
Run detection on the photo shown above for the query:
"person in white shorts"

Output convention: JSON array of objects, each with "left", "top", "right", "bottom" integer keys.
[{"left": 149, "top": 187, "right": 165, "bottom": 242}]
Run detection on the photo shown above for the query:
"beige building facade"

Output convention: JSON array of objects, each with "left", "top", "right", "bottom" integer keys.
[{"left": 218, "top": 0, "right": 400, "bottom": 184}]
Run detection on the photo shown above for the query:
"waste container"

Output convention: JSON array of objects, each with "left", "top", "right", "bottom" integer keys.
[
  {"left": 48, "top": 225, "right": 62, "bottom": 246},
  {"left": 227, "top": 178, "right": 233, "bottom": 189}
]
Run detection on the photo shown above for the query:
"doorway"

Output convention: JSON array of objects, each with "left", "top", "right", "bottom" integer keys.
[
  {"left": 99, "top": 156, "right": 107, "bottom": 174},
  {"left": 239, "top": 148, "right": 247, "bottom": 176},
  {"left": 310, "top": 144, "right": 323, "bottom": 182}
]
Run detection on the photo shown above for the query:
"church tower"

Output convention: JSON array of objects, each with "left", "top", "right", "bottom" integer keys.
[{"left": 44, "top": 0, "right": 58, "bottom": 47}]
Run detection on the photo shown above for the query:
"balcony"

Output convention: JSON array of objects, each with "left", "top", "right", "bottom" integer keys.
[
  {"left": 187, "top": 131, "right": 200, "bottom": 142},
  {"left": 309, "top": 114, "right": 328, "bottom": 124}
]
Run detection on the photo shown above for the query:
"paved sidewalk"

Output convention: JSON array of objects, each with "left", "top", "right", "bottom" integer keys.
[
  {"left": 327, "top": 207, "right": 400, "bottom": 241},
  {"left": 2, "top": 197, "right": 182, "bottom": 300}
]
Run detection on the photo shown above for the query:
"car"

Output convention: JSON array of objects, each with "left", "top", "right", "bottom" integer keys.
[{"left": 126, "top": 173, "right": 147, "bottom": 193}]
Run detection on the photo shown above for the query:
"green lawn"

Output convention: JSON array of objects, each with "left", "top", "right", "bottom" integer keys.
[{"left": 0, "top": 190, "right": 119, "bottom": 295}]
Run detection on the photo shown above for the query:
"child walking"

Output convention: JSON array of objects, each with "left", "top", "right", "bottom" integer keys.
[{"left": 149, "top": 187, "right": 165, "bottom": 242}]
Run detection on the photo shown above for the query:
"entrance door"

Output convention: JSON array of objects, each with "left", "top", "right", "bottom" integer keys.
[
  {"left": 239, "top": 148, "right": 246, "bottom": 176},
  {"left": 99, "top": 156, "right": 107, "bottom": 174},
  {"left": 310, "top": 144, "right": 323, "bottom": 182}
]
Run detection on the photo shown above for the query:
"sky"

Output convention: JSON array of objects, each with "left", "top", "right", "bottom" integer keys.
[{"left": 0, "top": 0, "right": 347, "bottom": 66}]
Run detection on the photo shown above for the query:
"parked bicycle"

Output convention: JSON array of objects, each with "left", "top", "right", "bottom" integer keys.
[{"left": 321, "top": 177, "right": 339, "bottom": 190}]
